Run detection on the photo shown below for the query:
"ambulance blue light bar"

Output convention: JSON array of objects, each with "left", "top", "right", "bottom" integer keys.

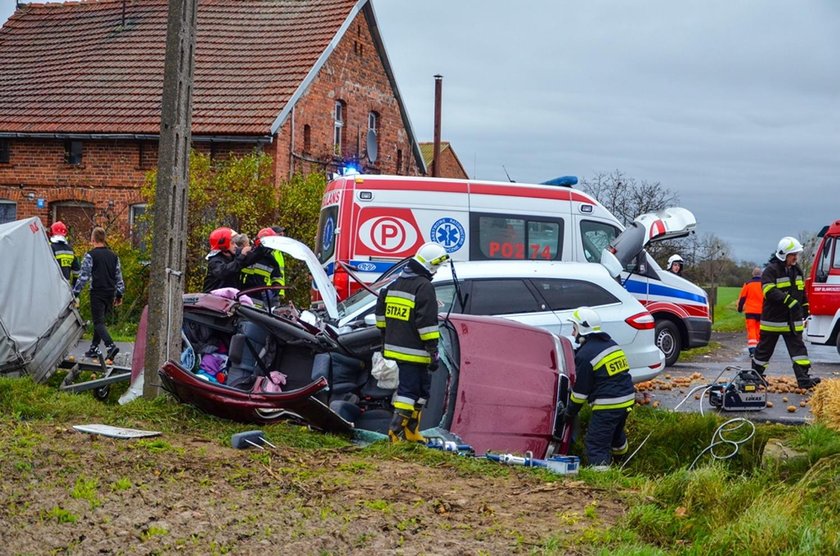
[{"left": 540, "top": 176, "right": 578, "bottom": 187}]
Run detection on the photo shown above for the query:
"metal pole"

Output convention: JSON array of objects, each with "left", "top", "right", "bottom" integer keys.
[
  {"left": 144, "top": 0, "right": 198, "bottom": 398},
  {"left": 432, "top": 75, "right": 443, "bottom": 177}
]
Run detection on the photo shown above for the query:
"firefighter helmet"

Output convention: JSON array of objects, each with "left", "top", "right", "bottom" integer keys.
[
  {"left": 775, "top": 236, "right": 803, "bottom": 261},
  {"left": 50, "top": 221, "right": 68, "bottom": 236},
  {"left": 208, "top": 227, "right": 236, "bottom": 251},
  {"left": 567, "top": 307, "right": 602, "bottom": 337},
  {"left": 413, "top": 242, "right": 450, "bottom": 275},
  {"left": 255, "top": 227, "right": 277, "bottom": 246},
  {"left": 667, "top": 254, "right": 684, "bottom": 266}
]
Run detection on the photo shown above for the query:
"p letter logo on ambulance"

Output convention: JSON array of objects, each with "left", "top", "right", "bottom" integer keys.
[{"left": 357, "top": 208, "right": 423, "bottom": 257}]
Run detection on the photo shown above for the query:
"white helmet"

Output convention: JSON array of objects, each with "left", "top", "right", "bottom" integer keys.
[
  {"left": 667, "top": 254, "right": 684, "bottom": 266},
  {"left": 413, "top": 242, "right": 450, "bottom": 275},
  {"left": 567, "top": 307, "right": 602, "bottom": 337},
  {"left": 775, "top": 236, "right": 803, "bottom": 261}
]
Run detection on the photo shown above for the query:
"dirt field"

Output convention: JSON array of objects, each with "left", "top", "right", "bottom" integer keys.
[{"left": 0, "top": 422, "right": 626, "bottom": 555}]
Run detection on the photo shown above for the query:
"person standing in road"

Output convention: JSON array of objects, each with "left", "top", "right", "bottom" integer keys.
[
  {"left": 375, "top": 242, "right": 450, "bottom": 443},
  {"left": 563, "top": 307, "right": 635, "bottom": 470},
  {"left": 73, "top": 227, "right": 125, "bottom": 361},
  {"left": 203, "top": 227, "right": 257, "bottom": 293},
  {"left": 751, "top": 237, "right": 821, "bottom": 389},
  {"left": 737, "top": 267, "right": 764, "bottom": 357},
  {"left": 667, "top": 254, "right": 684, "bottom": 276},
  {"left": 49, "top": 221, "right": 80, "bottom": 286}
]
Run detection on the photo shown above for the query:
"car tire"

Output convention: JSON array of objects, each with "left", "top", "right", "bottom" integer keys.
[
  {"left": 655, "top": 320, "right": 681, "bottom": 367},
  {"left": 836, "top": 331, "right": 840, "bottom": 356}
]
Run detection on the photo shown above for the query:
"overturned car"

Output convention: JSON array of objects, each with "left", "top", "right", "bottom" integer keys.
[{"left": 140, "top": 237, "right": 576, "bottom": 457}]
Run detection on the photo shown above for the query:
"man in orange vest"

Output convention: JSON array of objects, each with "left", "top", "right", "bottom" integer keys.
[{"left": 737, "top": 267, "right": 763, "bottom": 357}]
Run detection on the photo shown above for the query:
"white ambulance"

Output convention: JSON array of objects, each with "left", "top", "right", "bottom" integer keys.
[{"left": 314, "top": 174, "right": 711, "bottom": 365}]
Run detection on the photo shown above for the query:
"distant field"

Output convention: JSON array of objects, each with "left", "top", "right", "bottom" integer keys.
[{"left": 713, "top": 286, "right": 744, "bottom": 332}]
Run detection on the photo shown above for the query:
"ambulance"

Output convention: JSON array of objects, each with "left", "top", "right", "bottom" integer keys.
[{"left": 314, "top": 174, "right": 711, "bottom": 365}]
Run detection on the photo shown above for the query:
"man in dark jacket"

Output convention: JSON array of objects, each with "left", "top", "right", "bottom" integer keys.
[
  {"left": 49, "top": 221, "right": 80, "bottom": 286},
  {"left": 563, "top": 307, "right": 635, "bottom": 470},
  {"left": 375, "top": 242, "right": 450, "bottom": 443},
  {"left": 203, "top": 227, "right": 259, "bottom": 293},
  {"left": 73, "top": 227, "right": 125, "bottom": 360},
  {"left": 751, "top": 236, "right": 821, "bottom": 389}
]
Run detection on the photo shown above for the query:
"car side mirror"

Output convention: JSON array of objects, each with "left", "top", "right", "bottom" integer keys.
[
  {"left": 816, "top": 270, "right": 828, "bottom": 283},
  {"left": 363, "top": 314, "right": 377, "bottom": 327},
  {"left": 599, "top": 249, "right": 623, "bottom": 278}
]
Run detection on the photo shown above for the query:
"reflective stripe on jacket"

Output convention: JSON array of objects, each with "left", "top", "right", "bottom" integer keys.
[
  {"left": 567, "top": 334, "right": 635, "bottom": 415},
  {"left": 374, "top": 272, "right": 439, "bottom": 364},
  {"left": 759, "top": 258, "right": 807, "bottom": 333}
]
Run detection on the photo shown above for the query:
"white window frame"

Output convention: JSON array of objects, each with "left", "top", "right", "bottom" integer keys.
[{"left": 334, "top": 101, "right": 345, "bottom": 155}]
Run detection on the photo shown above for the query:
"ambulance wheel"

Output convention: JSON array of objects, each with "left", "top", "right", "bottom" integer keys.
[{"left": 655, "top": 320, "right": 681, "bottom": 367}]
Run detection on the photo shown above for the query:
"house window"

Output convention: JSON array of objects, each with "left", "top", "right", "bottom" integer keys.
[
  {"left": 334, "top": 100, "right": 346, "bottom": 156},
  {"left": 64, "top": 140, "right": 83, "bottom": 165},
  {"left": 130, "top": 203, "right": 149, "bottom": 252},
  {"left": 303, "top": 124, "right": 311, "bottom": 154},
  {"left": 0, "top": 140, "right": 10, "bottom": 164},
  {"left": 396, "top": 149, "right": 403, "bottom": 175},
  {"left": 0, "top": 200, "right": 16, "bottom": 224}
]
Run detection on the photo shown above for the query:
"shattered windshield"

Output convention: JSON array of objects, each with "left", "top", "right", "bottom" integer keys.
[{"left": 336, "top": 274, "right": 398, "bottom": 319}]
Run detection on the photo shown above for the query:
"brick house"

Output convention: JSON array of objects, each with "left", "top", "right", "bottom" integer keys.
[
  {"left": 419, "top": 141, "right": 469, "bottom": 180},
  {"left": 0, "top": 0, "right": 425, "bottom": 244}
]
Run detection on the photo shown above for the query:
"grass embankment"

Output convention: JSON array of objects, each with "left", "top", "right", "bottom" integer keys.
[
  {"left": 712, "top": 286, "right": 744, "bottom": 333},
  {"left": 3, "top": 375, "right": 840, "bottom": 554}
]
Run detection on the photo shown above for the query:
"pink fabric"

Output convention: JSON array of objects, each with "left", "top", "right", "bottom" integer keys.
[
  {"left": 261, "top": 371, "right": 287, "bottom": 393},
  {"left": 210, "top": 287, "right": 255, "bottom": 306}
]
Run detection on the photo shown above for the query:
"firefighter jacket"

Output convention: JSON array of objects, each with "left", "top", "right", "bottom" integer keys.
[
  {"left": 203, "top": 250, "right": 255, "bottom": 293},
  {"left": 567, "top": 333, "right": 635, "bottom": 416},
  {"left": 241, "top": 248, "right": 285, "bottom": 292},
  {"left": 737, "top": 277, "right": 763, "bottom": 318},
  {"left": 760, "top": 258, "right": 808, "bottom": 333},
  {"left": 51, "top": 238, "right": 80, "bottom": 284},
  {"left": 374, "top": 262, "right": 440, "bottom": 364}
]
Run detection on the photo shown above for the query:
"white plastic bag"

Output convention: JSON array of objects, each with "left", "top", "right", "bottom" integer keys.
[{"left": 371, "top": 351, "right": 399, "bottom": 390}]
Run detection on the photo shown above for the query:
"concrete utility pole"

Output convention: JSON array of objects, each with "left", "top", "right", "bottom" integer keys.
[
  {"left": 144, "top": 0, "right": 198, "bottom": 398},
  {"left": 432, "top": 75, "right": 443, "bottom": 177}
]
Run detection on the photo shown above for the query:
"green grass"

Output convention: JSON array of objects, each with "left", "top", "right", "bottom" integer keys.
[{"left": 712, "top": 286, "right": 744, "bottom": 332}]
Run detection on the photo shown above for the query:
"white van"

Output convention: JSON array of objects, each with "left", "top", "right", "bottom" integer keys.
[{"left": 315, "top": 174, "right": 711, "bottom": 365}]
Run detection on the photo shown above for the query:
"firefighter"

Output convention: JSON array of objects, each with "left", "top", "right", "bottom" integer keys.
[
  {"left": 563, "top": 307, "right": 635, "bottom": 470},
  {"left": 375, "top": 242, "right": 450, "bottom": 443},
  {"left": 737, "top": 267, "right": 763, "bottom": 357},
  {"left": 49, "top": 221, "right": 80, "bottom": 286},
  {"left": 667, "top": 254, "right": 684, "bottom": 276},
  {"left": 240, "top": 227, "right": 285, "bottom": 302},
  {"left": 202, "top": 227, "right": 256, "bottom": 293},
  {"left": 751, "top": 237, "right": 821, "bottom": 389}
]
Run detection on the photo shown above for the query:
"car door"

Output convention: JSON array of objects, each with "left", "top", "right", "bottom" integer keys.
[
  {"left": 528, "top": 277, "right": 630, "bottom": 343},
  {"left": 461, "top": 278, "right": 564, "bottom": 334}
]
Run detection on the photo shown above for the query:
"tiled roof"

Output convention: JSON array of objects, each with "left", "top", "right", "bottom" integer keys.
[
  {"left": 0, "top": 0, "right": 358, "bottom": 135},
  {"left": 419, "top": 141, "right": 451, "bottom": 167}
]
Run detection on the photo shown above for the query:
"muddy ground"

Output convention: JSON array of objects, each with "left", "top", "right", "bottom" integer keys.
[{"left": 0, "top": 422, "right": 625, "bottom": 555}]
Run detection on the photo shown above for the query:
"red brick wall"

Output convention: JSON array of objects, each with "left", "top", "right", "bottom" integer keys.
[
  {"left": 436, "top": 148, "right": 469, "bottom": 179},
  {"left": 273, "top": 10, "right": 422, "bottom": 182},
  {"left": 0, "top": 138, "right": 263, "bottom": 233}
]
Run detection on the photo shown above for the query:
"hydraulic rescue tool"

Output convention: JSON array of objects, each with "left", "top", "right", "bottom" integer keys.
[{"left": 485, "top": 451, "right": 580, "bottom": 475}]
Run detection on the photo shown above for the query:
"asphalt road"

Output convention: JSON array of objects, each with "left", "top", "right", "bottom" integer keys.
[{"left": 647, "top": 334, "right": 840, "bottom": 424}]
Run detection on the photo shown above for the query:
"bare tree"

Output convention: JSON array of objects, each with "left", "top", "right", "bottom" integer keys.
[
  {"left": 579, "top": 170, "right": 679, "bottom": 226},
  {"left": 797, "top": 230, "right": 819, "bottom": 275}
]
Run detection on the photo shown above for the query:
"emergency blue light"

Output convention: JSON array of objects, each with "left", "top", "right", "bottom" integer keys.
[
  {"left": 541, "top": 176, "right": 578, "bottom": 187},
  {"left": 342, "top": 164, "right": 360, "bottom": 176}
]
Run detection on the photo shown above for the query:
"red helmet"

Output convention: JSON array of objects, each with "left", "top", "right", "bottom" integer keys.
[
  {"left": 254, "top": 227, "right": 277, "bottom": 246},
  {"left": 208, "top": 227, "right": 235, "bottom": 251},
  {"left": 50, "top": 221, "right": 68, "bottom": 236}
]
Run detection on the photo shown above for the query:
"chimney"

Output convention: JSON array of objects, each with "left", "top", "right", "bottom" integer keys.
[{"left": 432, "top": 75, "right": 443, "bottom": 177}]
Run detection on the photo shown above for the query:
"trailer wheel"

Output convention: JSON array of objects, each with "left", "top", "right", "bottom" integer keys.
[
  {"left": 655, "top": 320, "right": 681, "bottom": 367},
  {"left": 93, "top": 385, "right": 111, "bottom": 401}
]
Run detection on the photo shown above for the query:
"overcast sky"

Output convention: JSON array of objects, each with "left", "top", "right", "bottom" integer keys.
[{"left": 2, "top": 1, "right": 838, "bottom": 263}]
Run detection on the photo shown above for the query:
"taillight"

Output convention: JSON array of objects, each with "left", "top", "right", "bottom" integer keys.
[
  {"left": 333, "top": 265, "right": 349, "bottom": 300},
  {"left": 625, "top": 312, "right": 655, "bottom": 330}
]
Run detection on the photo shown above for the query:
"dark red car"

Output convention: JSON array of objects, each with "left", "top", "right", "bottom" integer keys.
[{"left": 147, "top": 290, "right": 575, "bottom": 458}]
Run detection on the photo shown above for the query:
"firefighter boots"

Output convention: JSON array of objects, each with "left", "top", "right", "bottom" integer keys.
[
  {"left": 405, "top": 408, "right": 426, "bottom": 443},
  {"left": 794, "top": 365, "right": 821, "bottom": 389},
  {"left": 388, "top": 408, "right": 412, "bottom": 443}
]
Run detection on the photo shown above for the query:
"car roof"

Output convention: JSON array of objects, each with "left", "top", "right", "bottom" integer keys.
[{"left": 435, "top": 260, "right": 616, "bottom": 282}]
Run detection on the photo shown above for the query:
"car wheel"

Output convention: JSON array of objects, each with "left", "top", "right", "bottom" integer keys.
[
  {"left": 836, "top": 331, "right": 840, "bottom": 356},
  {"left": 655, "top": 320, "right": 681, "bottom": 367}
]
